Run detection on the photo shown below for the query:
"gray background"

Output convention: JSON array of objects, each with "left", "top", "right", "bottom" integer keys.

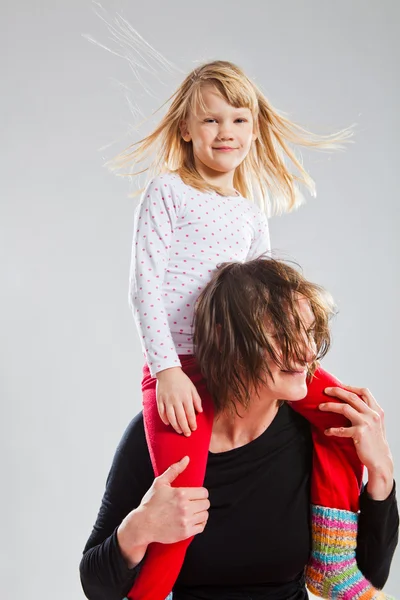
[{"left": 2, "top": 0, "right": 399, "bottom": 598}]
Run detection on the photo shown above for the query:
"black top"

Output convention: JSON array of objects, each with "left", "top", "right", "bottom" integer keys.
[{"left": 80, "top": 404, "right": 398, "bottom": 600}]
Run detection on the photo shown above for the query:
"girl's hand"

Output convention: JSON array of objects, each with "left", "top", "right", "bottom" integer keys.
[
  {"left": 156, "top": 367, "right": 203, "bottom": 436},
  {"left": 320, "top": 385, "right": 394, "bottom": 500},
  {"left": 118, "top": 456, "right": 210, "bottom": 567}
]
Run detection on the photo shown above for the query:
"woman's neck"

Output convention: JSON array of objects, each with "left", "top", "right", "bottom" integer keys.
[{"left": 210, "top": 394, "right": 281, "bottom": 453}]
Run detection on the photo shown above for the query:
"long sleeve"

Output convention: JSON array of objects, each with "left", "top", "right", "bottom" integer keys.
[
  {"left": 79, "top": 412, "right": 399, "bottom": 599},
  {"left": 246, "top": 209, "right": 270, "bottom": 261},
  {"left": 356, "top": 481, "right": 399, "bottom": 589},
  {"left": 80, "top": 414, "right": 154, "bottom": 600},
  {"left": 129, "top": 177, "right": 181, "bottom": 376}
]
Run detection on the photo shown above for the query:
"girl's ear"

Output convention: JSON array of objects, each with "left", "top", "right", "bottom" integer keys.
[{"left": 179, "top": 119, "right": 191, "bottom": 142}]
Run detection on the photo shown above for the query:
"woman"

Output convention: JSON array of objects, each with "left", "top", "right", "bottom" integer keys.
[{"left": 80, "top": 258, "right": 398, "bottom": 599}]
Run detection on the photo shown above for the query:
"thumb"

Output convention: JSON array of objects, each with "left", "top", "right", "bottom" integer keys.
[{"left": 158, "top": 455, "right": 190, "bottom": 485}]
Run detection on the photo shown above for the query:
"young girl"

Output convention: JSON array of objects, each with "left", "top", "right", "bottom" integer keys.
[{"left": 114, "top": 61, "right": 394, "bottom": 599}]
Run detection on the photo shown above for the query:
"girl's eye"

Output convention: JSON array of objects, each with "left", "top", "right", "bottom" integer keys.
[{"left": 203, "top": 118, "right": 248, "bottom": 123}]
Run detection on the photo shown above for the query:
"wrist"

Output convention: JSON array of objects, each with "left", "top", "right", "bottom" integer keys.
[
  {"left": 366, "top": 456, "right": 394, "bottom": 501},
  {"left": 156, "top": 366, "right": 182, "bottom": 380},
  {"left": 117, "top": 507, "right": 152, "bottom": 568}
]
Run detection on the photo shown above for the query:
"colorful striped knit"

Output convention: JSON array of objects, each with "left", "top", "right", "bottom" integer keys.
[{"left": 305, "top": 505, "right": 395, "bottom": 599}]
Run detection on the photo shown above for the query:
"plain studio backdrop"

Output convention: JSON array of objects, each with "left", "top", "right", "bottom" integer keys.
[{"left": 2, "top": 0, "right": 399, "bottom": 598}]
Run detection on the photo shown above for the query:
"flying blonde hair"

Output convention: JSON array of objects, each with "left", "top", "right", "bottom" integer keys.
[{"left": 108, "top": 60, "right": 352, "bottom": 215}]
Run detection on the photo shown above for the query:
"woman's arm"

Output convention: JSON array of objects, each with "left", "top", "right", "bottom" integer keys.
[
  {"left": 321, "top": 384, "right": 399, "bottom": 588},
  {"left": 357, "top": 481, "right": 399, "bottom": 588},
  {"left": 79, "top": 414, "right": 154, "bottom": 600},
  {"left": 79, "top": 413, "right": 209, "bottom": 600}
]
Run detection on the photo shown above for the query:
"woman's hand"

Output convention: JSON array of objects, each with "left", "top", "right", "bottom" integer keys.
[
  {"left": 319, "top": 385, "right": 394, "bottom": 500},
  {"left": 156, "top": 367, "right": 203, "bottom": 436},
  {"left": 117, "top": 456, "right": 210, "bottom": 567}
]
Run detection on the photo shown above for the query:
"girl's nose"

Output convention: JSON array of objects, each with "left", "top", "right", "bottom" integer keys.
[{"left": 217, "top": 127, "right": 234, "bottom": 140}]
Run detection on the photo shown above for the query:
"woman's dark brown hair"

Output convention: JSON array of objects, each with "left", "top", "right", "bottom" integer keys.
[{"left": 193, "top": 258, "right": 336, "bottom": 413}]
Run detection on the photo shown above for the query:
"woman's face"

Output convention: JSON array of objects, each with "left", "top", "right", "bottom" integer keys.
[
  {"left": 262, "top": 296, "right": 317, "bottom": 402},
  {"left": 180, "top": 85, "right": 257, "bottom": 178}
]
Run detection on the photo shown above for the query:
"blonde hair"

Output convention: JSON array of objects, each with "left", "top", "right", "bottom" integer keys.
[{"left": 109, "top": 60, "right": 352, "bottom": 215}]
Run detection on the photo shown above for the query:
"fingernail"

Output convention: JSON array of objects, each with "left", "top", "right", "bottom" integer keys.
[
  {"left": 325, "top": 387, "right": 333, "bottom": 392},
  {"left": 319, "top": 403, "right": 326, "bottom": 409}
]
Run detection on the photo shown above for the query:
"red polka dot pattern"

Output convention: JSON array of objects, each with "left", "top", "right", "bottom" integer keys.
[{"left": 129, "top": 173, "right": 270, "bottom": 376}]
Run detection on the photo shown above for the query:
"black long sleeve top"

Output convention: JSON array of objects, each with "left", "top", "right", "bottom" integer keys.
[{"left": 80, "top": 404, "right": 398, "bottom": 600}]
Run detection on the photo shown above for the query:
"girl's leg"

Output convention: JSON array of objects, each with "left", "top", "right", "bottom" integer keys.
[
  {"left": 127, "top": 356, "right": 214, "bottom": 600},
  {"left": 291, "top": 367, "right": 391, "bottom": 599}
]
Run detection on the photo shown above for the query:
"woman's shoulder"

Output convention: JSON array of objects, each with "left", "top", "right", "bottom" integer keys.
[
  {"left": 116, "top": 411, "right": 147, "bottom": 457},
  {"left": 111, "top": 411, "right": 154, "bottom": 490},
  {"left": 111, "top": 412, "right": 149, "bottom": 473}
]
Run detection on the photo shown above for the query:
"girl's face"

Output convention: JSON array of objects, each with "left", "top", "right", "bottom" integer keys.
[
  {"left": 261, "top": 296, "right": 317, "bottom": 402},
  {"left": 181, "top": 86, "right": 257, "bottom": 179}
]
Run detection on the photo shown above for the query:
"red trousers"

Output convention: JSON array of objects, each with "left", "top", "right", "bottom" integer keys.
[{"left": 127, "top": 355, "right": 363, "bottom": 600}]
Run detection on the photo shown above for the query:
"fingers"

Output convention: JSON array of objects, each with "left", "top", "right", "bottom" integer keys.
[
  {"left": 157, "top": 401, "right": 169, "bottom": 426},
  {"left": 343, "top": 385, "right": 384, "bottom": 417},
  {"left": 165, "top": 404, "right": 183, "bottom": 435},
  {"left": 324, "top": 386, "right": 369, "bottom": 413},
  {"left": 192, "top": 498, "right": 211, "bottom": 514},
  {"left": 177, "top": 486, "right": 209, "bottom": 501},
  {"left": 319, "top": 400, "right": 364, "bottom": 425},
  {"left": 174, "top": 403, "right": 192, "bottom": 437},
  {"left": 192, "top": 388, "right": 203, "bottom": 414},
  {"left": 323, "top": 386, "right": 383, "bottom": 429},
  {"left": 170, "top": 489, "right": 210, "bottom": 539},
  {"left": 158, "top": 394, "right": 199, "bottom": 436},
  {"left": 191, "top": 509, "right": 209, "bottom": 527},
  {"left": 191, "top": 517, "right": 209, "bottom": 536},
  {"left": 324, "top": 425, "right": 358, "bottom": 439},
  {"left": 183, "top": 399, "right": 198, "bottom": 433},
  {"left": 156, "top": 371, "right": 202, "bottom": 435}
]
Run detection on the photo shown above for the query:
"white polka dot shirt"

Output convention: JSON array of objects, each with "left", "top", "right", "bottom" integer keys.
[{"left": 129, "top": 173, "right": 271, "bottom": 376}]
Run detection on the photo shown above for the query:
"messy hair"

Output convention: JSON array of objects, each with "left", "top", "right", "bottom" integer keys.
[
  {"left": 108, "top": 60, "right": 352, "bottom": 215},
  {"left": 193, "top": 258, "right": 336, "bottom": 413}
]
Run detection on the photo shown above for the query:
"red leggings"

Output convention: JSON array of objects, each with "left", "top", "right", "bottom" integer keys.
[{"left": 127, "top": 355, "right": 363, "bottom": 600}]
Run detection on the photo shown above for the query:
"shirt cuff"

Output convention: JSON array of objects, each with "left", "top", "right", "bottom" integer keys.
[
  {"left": 360, "top": 479, "right": 397, "bottom": 514},
  {"left": 148, "top": 356, "right": 182, "bottom": 377},
  {"left": 112, "top": 527, "right": 143, "bottom": 577}
]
